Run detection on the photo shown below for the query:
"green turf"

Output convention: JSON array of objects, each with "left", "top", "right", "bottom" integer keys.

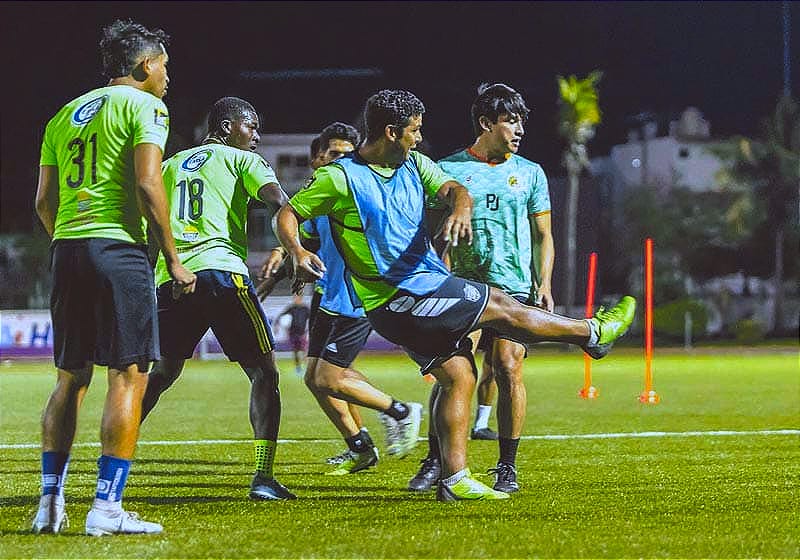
[{"left": 1, "top": 349, "right": 798, "bottom": 558}]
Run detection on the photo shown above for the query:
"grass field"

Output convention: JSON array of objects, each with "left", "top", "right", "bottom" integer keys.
[{"left": 1, "top": 348, "right": 798, "bottom": 558}]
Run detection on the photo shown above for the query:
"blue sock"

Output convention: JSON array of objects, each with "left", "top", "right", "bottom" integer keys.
[
  {"left": 41, "top": 451, "right": 70, "bottom": 496},
  {"left": 95, "top": 455, "right": 131, "bottom": 503}
]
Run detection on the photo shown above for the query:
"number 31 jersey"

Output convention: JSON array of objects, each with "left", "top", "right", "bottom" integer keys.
[
  {"left": 40, "top": 85, "right": 169, "bottom": 244},
  {"left": 155, "top": 143, "right": 278, "bottom": 286}
]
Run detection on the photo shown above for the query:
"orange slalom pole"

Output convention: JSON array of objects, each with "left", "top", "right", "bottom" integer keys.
[
  {"left": 579, "top": 252, "right": 599, "bottom": 399},
  {"left": 639, "top": 237, "right": 660, "bottom": 404}
]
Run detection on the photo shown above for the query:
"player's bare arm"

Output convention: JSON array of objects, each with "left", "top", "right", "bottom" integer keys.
[
  {"left": 436, "top": 180, "right": 473, "bottom": 247},
  {"left": 532, "top": 211, "right": 555, "bottom": 311},
  {"left": 35, "top": 165, "right": 59, "bottom": 237},
  {"left": 257, "top": 182, "right": 289, "bottom": 207},
  {"left": 275, "top": 205, "right": 326, "bottom": 283},
  {"left": 134, "top": 143, "right": 196, "bottom": 295}
]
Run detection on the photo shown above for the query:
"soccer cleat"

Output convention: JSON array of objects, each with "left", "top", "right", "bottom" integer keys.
[
  {"left": 31, "top": 494, "right": 68, "bottom": 534},
  {"left": 470, "top": 427, "right": 499, "bottom": 440},
  {"left": 249, "top": 473, "right": 297, "bottom": 500},
  {"left": 326, "top": 449, "right": 351, "bottom": 465},
  {"left": 585, "top": 296, "right": 637, "bottom": 359},
  {"left": 436, "top": 469, "right": 510, "bottom": 502},
  {"left": 380, "top": 402, "right": 423, "bottom": 457},
  {"left": 325, "top": 447, "right": 379, "bottom": 475},
  {"left": 85, "top": 508, "right": 163, "bottom": 536},
  {"left": 488, "top": 462, "right": 519, "bottom": 493},
  {"left": 407, "top": 456, "right": 441, "bottom": 492}
]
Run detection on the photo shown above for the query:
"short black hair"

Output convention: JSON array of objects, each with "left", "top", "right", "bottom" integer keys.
[
  {"left": 99, "top": 19, "right": 170, "bottom": 79},
  {"left": 319, "top": 122, "right": 361, "bottom": 151},
  {"left": 364, "top": 90, "right": 425, "bottom": 143},
  {"left": 207, "top": 97, "right": 257, "bottom": 134},
  {"left": 310, "top": 136, "right": 321, "bottom": 159},
  {"left": 471, "top": 83, "right": 530, "bottom": 136}
]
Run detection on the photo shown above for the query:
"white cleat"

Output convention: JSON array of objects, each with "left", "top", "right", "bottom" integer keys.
[
  {"left": 380, "top": 402, "right": 423, "bottom": 457},
  {"left": 32, "top": 494, "right": 68, "bottom": 534},
  {"left": 85, "top": 508, "right": 163, "bottom": 536}
]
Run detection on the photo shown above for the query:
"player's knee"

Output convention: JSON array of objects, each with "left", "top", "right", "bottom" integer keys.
[{"left": 58, "top": 366, "right": 92, "bottom": 388}]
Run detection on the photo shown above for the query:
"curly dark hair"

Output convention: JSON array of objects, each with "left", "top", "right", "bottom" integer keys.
[
  {"left": 207, "top": 97, "right": 257, "bottom": 134},
  {"left": 470, "top": 83, "right": 530, "bottom": 137},
  {"left": 309, "top": 136, "right": 321, "bottom": 159},
  {"left": 319, "top": 122, "right": 361, "bottom": 151},
  {"left": 364, "top": 90, "right": 425, "bottom": 143},
  {"left": 99, "top": 19, "right": 170, "bottom": 78}
]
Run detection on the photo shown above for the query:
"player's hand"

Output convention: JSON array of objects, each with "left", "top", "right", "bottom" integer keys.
[
  {"left": 260, "top": 248, "right": 287, "bottom": 279},
  {"left": 534, "top": 287, "right": 554, "bottom": 312},
  {"left": 256, "top": 276, "right": 277, "bottom": 301},
  {"left": 169, "top": 263, "right": 197, "bottom": 300},
  {"left": 441, "top": 208, "right": 472, "bottom": 248},
  {"left": 293, "top": 248, "right": 326, "bottom": 283}
]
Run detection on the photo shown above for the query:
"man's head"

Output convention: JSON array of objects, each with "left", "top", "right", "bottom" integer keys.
[
  {"left": 100, "top": 20, "right": 170, "bottom": 98},
  {"left": 471, "top": 83, "right": 529, "bottom": 154},
  {"left": 311, "top": 122, "right": 360, "bottom": 169},
  {"left": 364, "top": 90, "right": 425, "bottom": 158},
  {"left": 207, "top": 97, "right": 260, "bottom": 151}
]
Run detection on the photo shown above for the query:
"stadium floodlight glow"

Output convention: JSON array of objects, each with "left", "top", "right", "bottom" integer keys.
[
  {"left": 579, "top": 252, "right": 599, "bottom": 400},
  {"left": 639, "top": 237, "right": 660, "bottom": 404}
]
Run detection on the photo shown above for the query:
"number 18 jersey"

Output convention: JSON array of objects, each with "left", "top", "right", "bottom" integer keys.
[{"left": 154, "top": 143, "right": 278, "bottom": 286}]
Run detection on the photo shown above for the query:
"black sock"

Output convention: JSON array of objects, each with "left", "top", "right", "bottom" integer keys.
[
  {"left": 384, "top": 399, "right": 409, "bottom": 421},
  {"left": 498, "top": 437, "right": 520, "bottom": 466},
  {"left": 345, "top": 432, "right": 370, "bottom": 453},
  {"left": 359, "top": 428, "right": 374, "bottom": 448},
  {"left": 428, "top": 434, "right": 440, "bottom": 461}
]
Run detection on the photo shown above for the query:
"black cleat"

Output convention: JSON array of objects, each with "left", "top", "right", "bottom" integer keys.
[
  {"left": 488, "top": 462, "right": 519, "bottom": 493},
  {"left": 249, "top": 473, "right": 297, "bottom": 500},
  {"left": 407, "top": 456, "right": 441, "bottom": 492},
  {"left": 470, "top": 427, "right": 499, "bottom": 440}
]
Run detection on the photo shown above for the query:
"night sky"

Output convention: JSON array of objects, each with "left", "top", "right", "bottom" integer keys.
[{"left": 1, "top": 1, "right": 797, "bottom": 232}]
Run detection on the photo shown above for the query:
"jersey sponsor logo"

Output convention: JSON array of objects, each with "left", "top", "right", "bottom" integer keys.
[
  {"left": 76, "top": 190, "right": 91, "bottom": 212},
  {"left": 154, "top": 108, "right": 169, "bottom": 129},
  {"left": 411, "top": 297, "right": 459, "bottom": 317},
  {"left": 325, "top": 342, "right": 338, "bottom": 353},
  {"left": 71, "top": 95, "right": 108, "bottom": 126},
  {"left": 181, "top": 225, "right": 200, "bottom": 241},
  {"left": 181, "top": 149, "right": 213, "bottom": 172},
  {"left": 486, "top": 193, "right": 499, "bottom": 211},
  {"left": 463, "top": 283, "right": 481, "bottom": 302},
  {"left": 388, "top": 295, "right": 416, "bottom": 313}
]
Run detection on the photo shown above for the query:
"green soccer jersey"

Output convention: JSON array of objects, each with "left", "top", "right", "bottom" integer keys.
[
  {"left": 39, "top": 85, "right": 169, "bottom": 244},
  {"left": 154, "top": 143, "right": 279, "bottom": 286},
  {"left": 289, "top": 150, "right": 453, "bottom": 311},
  {"left": 438, "top": 149, "right": 551, "bottom": 299}
]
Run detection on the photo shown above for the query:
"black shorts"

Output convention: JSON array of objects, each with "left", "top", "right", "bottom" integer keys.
[
  {"left": 50, "top": 238, "right": 158, "bottom": 370},
  {"left": 367, "top": 275, "right": 489, "bottom": 373},
  {"left": 307, "top": 310, "right": 371, "bottom": 368},
  {"left": 477, "top": 294, "right": 530, "bottom": 355},
  {"left": 157, "top": 270, "right": 274, "bottom": 365}
]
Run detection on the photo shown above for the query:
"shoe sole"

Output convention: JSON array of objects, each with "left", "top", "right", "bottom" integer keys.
[
  {"left": 249, "top": 491, "right": 295, "bottom": 501},
  {"left": 85, "top": 526, "right": 161, "bottom": 536},
  {"left": 325, "top": 456, "right": 378, "bottom": 476}
]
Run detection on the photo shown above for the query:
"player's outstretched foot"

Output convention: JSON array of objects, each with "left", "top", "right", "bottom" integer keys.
[
  {"left": 470, "top": 427, "right": 499, "bottom": 440},
  {"left": 326, "top": 449, "right": 350, "bottom": 465},
  {"left": 436, "top": 469, "right": 510, "bottom": 502},
  {"left": 249, "top": 473, "right": 297, "bottom": 500},
  {"left": 380, "top": 402, "right": 423, "bottom": 457},
  {"left": 585, "top": 296, "right": 637, "bottom": 359},
  {"left": 407, "top": 456, "right": 441, "bottom": 492},
  {"left": 325, "top": 447, "right": 379, "bottom": 475},
  {"left": 85, "top": 508, "right": 162, "bottom": 536},
  {"left": 488, "top": 462, "right": 519, "bottom": 493},
  {"left": 32, "top": 494, "right": 68, "bottom": 534}
]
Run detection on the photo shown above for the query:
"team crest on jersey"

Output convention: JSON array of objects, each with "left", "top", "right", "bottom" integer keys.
[
  {"left": 153, "top": 108, "right": 169, "bottom": 129},
  {"left": 182, "top": 225, "right": 199, "bottom": 241},
  {"left": 71, "top": 95, "right": 108, "bottom": 126},
  {"left": 76, "top": 190, "right": 91, "bottom": 212},
  {"left": 508, "top": 175, "right": 519, "bottom": 186},
  {"left": 181, "top": 150, "right": 213, "bottom": 172}
]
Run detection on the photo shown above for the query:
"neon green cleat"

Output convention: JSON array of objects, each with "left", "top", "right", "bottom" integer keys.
[
  {"left": 325, "top": 447, "right": 379, "bottom": 476},
  {"left": 436, "top": 469, "right": 510, "bottom": 502},
  {"left": 585, "top": 295, "right": 637, "bottom": 359}
]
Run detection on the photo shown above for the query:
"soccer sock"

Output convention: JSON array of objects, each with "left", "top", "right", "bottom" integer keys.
[
  {"left": 93, "top": 455, "right": 130, "bottom": 512},
  {"left": 254, "top": 439, "right": 276, "bottom": 478},
  {"left": 383, "top": 399, "right": 409, "bottom": 421},
  {"left": 474, "top": 405, "right": 493, "bottom": 430},
  {"left": 359, "top": 428, "right": 374, "bottom": 448},
  {"left": 441, "top": 468, "right": 468, "bottom": 487},
  {"left": 498, "top": 437, "right": 520, "bottom": 466},
  {"left": 345, "top": 432, "right": 371, "bottom": 454},
  {"left": 586, "top": 319, "right": 599, "bottom": 345},
  {"left": 41, "top": 451, "right": 70, "bottom": 497},
  {"left": 427, "top": 434, "right": 441, "bottom": 461}
]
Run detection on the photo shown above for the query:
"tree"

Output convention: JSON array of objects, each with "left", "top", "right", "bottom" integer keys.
[
  {"left": 556, "top": 71, "right": 602, "bottom": 311},
  {"left": 711, "top": 94, "right": 800, "bottom": 333}
]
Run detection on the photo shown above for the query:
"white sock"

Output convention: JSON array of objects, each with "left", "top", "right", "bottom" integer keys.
[
  {"left": 586, "top": 319, "right": 599, "bottom": 345},
  {"left": 441, "top": 468, "right": 469, "bottom": 487},
  {"left": 474, "top": 405, "right": 492, "bottom": 430},
  {"left": 91, "top": 497, "right": 123, "bottom": 514}
]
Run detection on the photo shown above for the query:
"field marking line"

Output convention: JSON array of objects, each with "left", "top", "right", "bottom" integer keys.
[{"left": 1, "top": 429, "right": 797, "bottom": 450}]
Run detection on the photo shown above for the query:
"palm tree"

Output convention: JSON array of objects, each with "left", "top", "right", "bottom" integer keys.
[
  {"left": 712, "top": 94, "right": 800, "bottom": 333},
  {"left": 557, "top": 71, "right": 603, "bottom": 311}
]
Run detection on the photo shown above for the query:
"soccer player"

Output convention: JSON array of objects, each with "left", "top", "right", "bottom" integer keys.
[
  {"left": 410, "top": 83, "right": 553, "bottom": 494},
  {"left": 32, "top": 20, "right": 196, "bottom": 535},
  {"left": 290, "top": 122, "right": 422, "bottom": 475},
  {"left": 275, "top": 89, "right": 636, "bottom": 502},
  {"left": 139, "top": 96, "right": 295, "bottom": 501},
  {"left": 278, "top": 293, "right": 311, "bottom": 376}
]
